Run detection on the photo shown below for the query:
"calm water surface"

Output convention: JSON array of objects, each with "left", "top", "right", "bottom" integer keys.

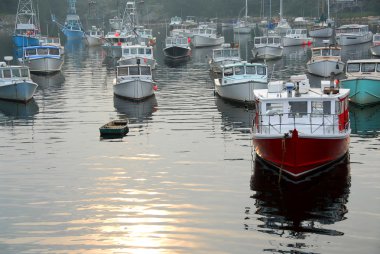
[{"left": 0, "top": 27, "right": 379, "bottom": 253}]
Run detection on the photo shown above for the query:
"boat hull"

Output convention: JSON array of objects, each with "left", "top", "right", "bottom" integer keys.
[
  {"left": 252, "top": 46, "right": 283, "bottom": 60},
  {"left": 0, "top": 81, "right": 38, "bottom": 102},
  {"left": 12, "top": 35, "right": 40, "bottom": 47},
  {"left": 114, "top": 79, "right": 155, "bottom": 101},
  {"left": 252, "top": 132, "right": 350, "bottom": 178},
  {"left": 24, "top": 57, "right": 64, "bottom": 74},
  {"left": 283, "top": 37, "right": 312, "bottom": 47},
  {"left": 63, "top": 28, "right": 84, "bottom": 40},
  {"left": 341, "top": 78, "right": 380, "bottom": 106},
  {"left": 163, "top": 46, "right": 191, "bottom": 60},
  {"left": 85, "top": 35, "right": 103, "bottom": 46},
  {"left": 307, "top": 59, "right": 344, "bottom": 77},
  {"left": 214, "top": 79, "right": 267, "bottom": 103},
  {"left": 192, "top": 35, "right": 224, "bottom": 48},
  {"left": 309, "top": 27, "right": 333, "bottom": 38},
  {"left": 370, "top": 45, "right": 380, "bottom": 56},
  {"left": 336, "top": 33, "right": 373, "bottom": 46}
]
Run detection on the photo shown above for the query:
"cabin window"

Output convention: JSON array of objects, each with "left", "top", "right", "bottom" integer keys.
[
  {"left": 274, "top": 37, "right": 280, "bottom": 44},
  {"left": 146, "top": 48, "right": 152, "bottom": 55},
  {"left": 129, "top": 66, "right": 139, "bottom": 75},
  {"left": 223, "top": 50, "right": 231, "bottom": 58},
  {"left": 26, "top": 49, "right": 36, "bottom": 56},
  {"left": 257, "top": 66, "right": 266, "bottom": 75},
  {"left": 301, "top": 30, "right": 306, "bottom": 34},
  {"left": 347, "top": 63, "right": 360, "bottom": 72},
  {"left": 0, "top": 71, "right": 2, "bottom": 78},
  {"left": 246, "top": 66, "right": 256, "bottom": 74},
  {"left": 234, "top": 66, "right": 243, "bottom": 75},
  {"left": 332, "top": 49, "right": 340, "bottom": 56},
  {"left": 311, "top": 101, "right": 323, "bottom": 115},
  {"left": 268, "top": 37, "right": 274, "bottom": 44},
  {"left": 138, "top": 48, "right": 145, "bottom": 54},
  {"left": 140, "top": 66, "right": 151, "bottom": 75},
  {"left": 335, "top": 101, "right": 342, "bottom": 115},
  {"left": 49, "top": 48, "right": 60, "bottom": 55},
  {"left": 289, "top": 101, "right": 307, "bottom": 117},
  {"left": 131, "top": 48, "right": 137, "bottom": 54},
  {"left": 11, "top": 69, "right": 21, "bottom": 77},
  {"left": 322, "top": 49, "right": 330, "bottom": 56},
  {"left": 3, "top": 69, "right": 11, "bottom": 78},
  {"left": 362, "top": 63, "right": 376, "bottom": 72},
  {"left": 206, "top": 29, "right": 212, "bottom": 34},
  {"left": 21, "top": 68, "right": 29, "bottom": 77},
  {"left": 37, "top": 48, "right": 48, "bottom": 55},
  {"left": 215, "top": 51, "right": 222, "bottom": 58},
  {"left": 123, "top": 48, "right": 130, "bottom": 54},
  {"left": 377, "top": 64, "right": 380, "bottom": 72},
  {"left": 254, "top": 38, "right": 260, "bottom": 44},
  {"left": 313, "top": 50, "right": 321, "bottom": 57},
  {"left": 232, "top": 50, "right": 239, "bottom": 57},
  {"left": 118, "top": 67, "right": 128, "bottom": 76},
  {"left": 224, "top": 67, "right": 233, "bottom": 76},
  {"left": 266, "top": 103, "right": 283, "bottom": 115},
  {"left": 374, "top": 35, "right": 380, "bottom": 41},
  {"left": 323, "top": 101, "right": 331, "bottom": 114}
]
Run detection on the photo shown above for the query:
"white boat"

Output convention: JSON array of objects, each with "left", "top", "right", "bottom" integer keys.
[
  {"left": 209, "top": 43, "right": 241, "bottom": 74},
  {"left": 169, "top": 16, "right": 182, "bottom": 29},
  {"left": 163, "top": 35, "right": 191, "bottom": 60},
  {"left": 282, "top": 29, "right": 312, "bottom": 47},
  {"left": 20, "top": 45, "right": 64, "bottom": 74},
  {"left": 233, "top": 0, "right": 252, "bottom": 34},
  {"left": 309, "top": 0, "right": 334, "bottom": 38},
  {"left": 102, "top": 31, "right": 135, "bottom": 58},
  {"left": 370, "top": 33, "right": 380, "bottom": 56},
  {"left": 0, "top": 56, "right": 38, "bottom": 102},
  {"left": 113, "top": 64, "right": 156, "bottom": 100},
  {"left": 182, "top": 16, "right": 198, "bottom": 28},
  {"left": 39, "top": 36, "right": 64, "bottom": 55},
  {"left": 335, "top": 24, "right": 373, "bottom": 46},
  {"left": 109, "top": 17, "right": 123, "bottom": 30},
  {"left": 117, "top": 43, "right": 156, "bottom": 69},
  {"left": 252, "top": 75, "right": 351, "bottom": 178},
  {"left": 191, "top": 27, "right": 224, "bottom": 48},
  {"left": 85, "top": 26, "right": 104, "bottom": 46},
  {"left": 307, "top": 43, "right": 344, "bottom": 77},
  {"left": 252, "top": 36, "right": 283, "bottom": 60},
  {"left": 274, "top": 0, "right": 291, "bottom": 36},
  {"left": 213, "top": 61, "right": 268, "bottom": 103}
]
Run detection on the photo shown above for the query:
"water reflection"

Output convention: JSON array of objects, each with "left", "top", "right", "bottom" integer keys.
[
  {"left": 114, "top": 95, "right": 158, "bottom": 123},
  {"left": 31, "top": 72, "right": 65, "bottom": 91},
  {"left": 341, "top": 42, "right": 372, "bottom": 62},
  {"left": 0, "top": 99, "right": 39, "bottom": 119},
  {"left": 350, "top": 103, "right": 380, "bottom": 136},
  {"left": 214, "top": 96, "right": 253, "bottom": 133},
  {"left": 248, "top": 156, "right": 351, "bottom": 243}
]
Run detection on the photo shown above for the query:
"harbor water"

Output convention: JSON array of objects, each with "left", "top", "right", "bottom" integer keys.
[{"left": 0, "top": 27, "right": 379, "bottom": 253}]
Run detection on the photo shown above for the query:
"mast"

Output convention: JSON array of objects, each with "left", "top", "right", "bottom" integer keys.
[
  {"left": 245, "top": 0, "right": 248, "bottom": 19},
  {"left": 68, "top": 0, "right": 77, "bottom": 15},
  {"left": 15, "top": 0, "right": 39, "bottom": 32},
  {"left": 327, "top": 0, "right": 330, "bottom": 20},
  {"left": 280, "top": 0, "right": 283, "bottom": 20}
]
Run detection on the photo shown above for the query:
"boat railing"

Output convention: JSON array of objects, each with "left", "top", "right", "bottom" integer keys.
[{"left": 254, "top": 113, "right": 349, "bottom": 135}]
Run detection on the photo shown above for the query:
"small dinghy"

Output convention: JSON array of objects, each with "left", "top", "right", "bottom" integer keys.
[{"left": 99, "top": 119, "right": 129, "bottom": 138}]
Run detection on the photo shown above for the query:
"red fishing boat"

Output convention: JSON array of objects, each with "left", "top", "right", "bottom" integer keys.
[{"left": 252, "top": 75, "right": 351, "bottom": 178}]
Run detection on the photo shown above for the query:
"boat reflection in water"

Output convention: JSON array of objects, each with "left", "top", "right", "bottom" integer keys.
[
  {"left": 0, "top": 98, "right": 39, "bottom": 119},
  {"left": 248, "top": 155, "right": 351, "bottom": 242},
  {"left": 214, "top": 96, "right": 253, "bottom": 133},
  {"left": 113, "top": 94, "right": 158, "bottom": 123},
  {"left": 350, "top": 103, "right": 380, "bottom": 136}
]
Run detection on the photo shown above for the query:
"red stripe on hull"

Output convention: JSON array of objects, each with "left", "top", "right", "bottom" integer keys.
[{"left": 253, "top": 132, "right": 350, "bottom": 177}]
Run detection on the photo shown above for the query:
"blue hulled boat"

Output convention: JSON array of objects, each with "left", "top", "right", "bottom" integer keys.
[
  {"left": 12, "top": 0, "right": 40, "bottom": 47},
  {"left": 52, "top": 0, "right": 84, "bottom": 40},
  {"left": 341, "top": 59, "right": 380, "bottom": 106}
]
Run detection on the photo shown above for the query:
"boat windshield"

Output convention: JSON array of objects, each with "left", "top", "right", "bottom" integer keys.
[
  {"left": 347, "top": 63, "right": 360, "bottom": 72},
  {"left": 331, "top": 49, "right": 340, "bottom": 56},
  {"left": 257, "top": 66, "right": 266, "bottom": 75},
  {"left": 37, "top": 48, "right": 49, "bottom": 55},
  {"left": 25, "top": 48, "right": 37, "bottom": 56},
  {"left": 374, "top": 35, "right": 380, "bottom": 41},
  {"left": 49, "top": 48, "right": 60, "bottom": 56},
  {"left": 246, "top": 66, "right": 256, "bottom": 74},
  {"left": 0, "top": 68, "right": 29, "bottom": 78},
  {"left": 362, "top": 63, "right": 376, "bottom": 72}
]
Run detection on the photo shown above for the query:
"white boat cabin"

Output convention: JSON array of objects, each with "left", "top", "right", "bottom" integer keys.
[
  {"left": 311, "top": 46, "right": 341, "bottom": 58},
  {"left": 192, "top": 27, "right": 218, "bottom": 37},
  {"left": 212, "top": 44, "right": 240, "bottom": 61},
  {"left": 285, "top": 29, "right": 308, "bottom": 38},
  {"left": 345, "top": 59, "right": 380, "bottom": 77},
  {"left": 121, "top": 44, "right": 154, "bottom": 59},
  {"left": 170, "top": 16, "right": 182, "bottom": 26},
  {"left": 254, "top": 36, "right": 281, "bottom": 46},
  {"left": 222, "top": 62, "right": 267, "bottom": 78},
  {"left": 0, "top": 64, "right": 30, "bottom": 80},
  {"left": 253, "top": 75, "right": 351, "bottom": 135},
  {"left": 165, "top": 36, "right": 190, "bottom": 47},
  {"left": 117, "top": 65, "right": 152, "bottom": 77},
  {"left": 336, "top": 24, "right": 370, "bottom": 35},
  {"left": 23, "top": 46, "right": 61, "bottom": 58},
  {"left": 372, "top": 33, "right": 380, "bottom": 45}
]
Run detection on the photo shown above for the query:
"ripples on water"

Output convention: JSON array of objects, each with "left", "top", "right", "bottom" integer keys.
[{"left": 0, "top": 27, "right": 379, "bottom": 253}]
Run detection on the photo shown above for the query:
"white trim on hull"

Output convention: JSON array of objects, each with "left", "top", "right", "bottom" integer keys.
[
  {"left": 214, "top": 80, "right": 267, "bottom": 103},
  {"left": 252, "top": 46, "right": 283, "bottom": 60},
  {"left": 113, "top": 79, "right": 154, "bottom": 101},
  {"left": 192, "top": 35, "right": 224, "bottom": 48},
  {"left": 307, "top": 60, "right": 345, "bottom": 77},
  {"left": 25, "top": 57, "right": 64, "bottom": 73}
]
